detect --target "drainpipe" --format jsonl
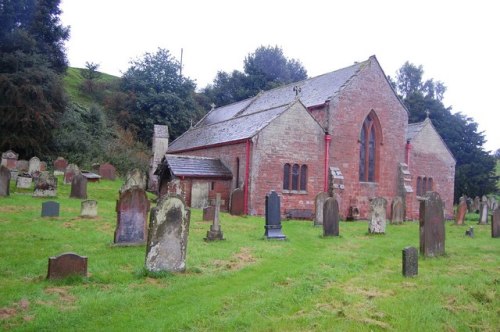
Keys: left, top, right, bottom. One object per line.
{"left": 324, "top": 133, "right": 331, "bottom": 192}
{"left": 244, "top": 139, "right": 250, "bottom": 215}
{"left": 405, "top": 140, "right": 411, "bottom": 167}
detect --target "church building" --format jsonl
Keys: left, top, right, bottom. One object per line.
{"left": 162, "top": 55, "right": 455, "bottom": 220}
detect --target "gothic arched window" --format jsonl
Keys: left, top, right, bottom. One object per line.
{"left": 359, "top": 112, "right": 380, "bottom": 182}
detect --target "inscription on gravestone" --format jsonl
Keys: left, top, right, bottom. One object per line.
{"left": 402, "top": 247, "right": 418, "bottom": 277}
{"left": 419, "top": 191, "right": 445, "bottom": 257}
{"left": 145, "top": 194, "right": 190, "bottom": 272}
{"left": 41, "top": 201, "right": 60, "bottom": 217}
{"left": 114, "top": 188, "right": 150, "bottom": 244}
{"left": 323, "top": 197, "right": 339, "bottom": 237}
{"left": 264, "top": 191, "right": 286, "bottom": 239}
{"left": 47, "top": 253, "right": 87, "bottom": 279}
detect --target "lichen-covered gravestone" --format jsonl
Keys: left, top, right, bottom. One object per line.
{"left": 145, "top": 194, "right": 190, "bottom": 272}
{"left": 81, "top": 200, "right": 98, "bottom": 218}
{"left": 33, "top": 173, "right": 57, "bottom": 197}
{"left": 323, "top": 196, "right": 339, "bottom": 236}
{"left": 28, "top": 156, "right": 40, "bottom": 175}
{"left": 120, "top": 168, "right": 147, "bottom": 193}
{"left": 455, "top": 195, "right": 467, "bottom": 225}
{"left": 70, "top": 173, "right": 87, "bottom": 199}
{"left": 0, "top": 165, "right": 11, "bottom": 196}
{"left": 369, "top": 197, "right": 387, "bottom": 234}
{"left": 114, "top": 187, "right": 150, "bottom": 245}
{"left": 314, "top": 192, "right": 329, "bottom": 226}
{"left": 478, "top": 195, "right": 489, "bottom": 225}
{"left": 419, "top": 191, "right": 445, "bottom": 257}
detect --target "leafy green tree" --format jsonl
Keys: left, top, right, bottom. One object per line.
{"left": 390, "top": 62, "right": 498, "bottom": 200}
{"left": 120, "top": 48, "right": 204, "bottom": 144}
{"left": 0, "top": 0, "right": 69, "bottom": 157}
{"left": 203, "top": 45, "right": 307, "bottom": 107}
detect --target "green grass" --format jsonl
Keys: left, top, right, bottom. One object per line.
{"left": 1, "top": 179, "right": 499, "bottom": 331}
{"left": 63, "top": 68, "right": 120, "bottom": 108}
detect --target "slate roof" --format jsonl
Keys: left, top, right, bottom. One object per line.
{"left": 163, "top": 154, "right": 232, "bottom": 179}
{"left": 169, "top": 58, "right": 371, "bottom": 152}
{"left": 406, "top": 119, "right": 428, "bottom": 141}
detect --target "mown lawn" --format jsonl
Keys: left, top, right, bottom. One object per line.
{"left": 0, "top": 178, "right": 498, "bottom": 331}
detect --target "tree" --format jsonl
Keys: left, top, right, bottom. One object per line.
{"left": 119, "top": 48, "right": 204, "bottom": 144}
{"left": 0, "top": 0, "right": 69, "bottom": 157}
{"left": 80, "top": 61, "right": 102, "bottom": 96}
{"left": 203, "top": 45, "right": 307, "bottom": 107}
{"left": 390, "top": 62, "right": 498, "bottom": 200}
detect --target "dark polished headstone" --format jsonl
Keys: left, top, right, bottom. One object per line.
{"left": 41, "top": 201, "right": 60, "bottom": 217}
{"left": 323, "top": 197, "right": 339, "bottom": 236}
{"left": 114, "top": 187, "right": 150, "bottom": 245}
{"left": 70, "top": 174, "right": 87, "bottom": 199}
{"left": 47, "top": 252, "right": 87, "bottom": 279}
{"left": 229, "top": 188, "right": 244, "bottom": 215}
{"left": 145, "top": 194, "right": 190, "bottom": 272}
{"left": 264, "top": 191, "right": 286, "bottom": 239}
{"left": 402, "top": 247, "right": 418, "bottom": 277}
{"left": 492, "top": 207, "right": 500, "bottom": 238}
{"left": 419, "top": 191, "right": 445, "bottom": 257}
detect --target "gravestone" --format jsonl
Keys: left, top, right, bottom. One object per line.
{"left": 16, "top": 174, "right": 32, "bottom": 189}
{"left": 488, "top": 196, "right": 497, "bottom": 213}
{"left": 99, "top": 163, "right": 116, "bottom": 180}
{"left": 314, "top": 192, "right": 329, "bottom": 226}
{"left": 455, "top": 195, "right": 467, "bottom": 225}
{"left": 369, "top": 197, "right": 387, "bottom": 234}
{"left": 120, "top": 168, "right": 147, "bottom": 193}
{"left": 229, "top": 188, "right": 244, "bottom": 215}
{"left": 47, "top": 253, "right": 87, "bottom": 279}
{"left": 114, "top": 187, "right": 150, "bottom": 245}
{"left": 466, "top": 197, "right": 473, "bottom": 213}
{"left": 419, "top": 191, "right": 445, "bottom": 257}
{"left": 323, "top": 197, "right": 339, "bottom": 236}
{"left": 41, "top": 201, "right": 60, "bottom": 217}
{"left": 81, "top": 200, "right": 98, "bottom": 218}
{"left": 202, "top": 206, "right": 215, "bottom": 221}
{"left": 145, "top": 194, "right": 190, "bottom": 272}
{"left": 205, "top": 193, "right": 224, "bottom": 241}
{"left": 390, "top": 196, "right": 404, "bottom": 224}
{"left": 0, "top": 165, "right": 11, "bottom": 196}
{"left": 478, "top": 195, "right": 488, "bottom": 225}
{"left": 40, "top": 161, "right": 47, "bottom": 171}
{"left": 10, "top": 169, "right": 18, "bottom": 182}
{"left": 64, "top": 164, "right": 80, "bottom": 185}
{"left": 1, "top": 150, "right": 18, "bottom": 169}
{"left": 16, "top": 160, "right": 29, "bottom": 173}
{"left": 33, "top": 173, "right": 57, "bottom": 197}
{"left": 473, "top": 196, "right": 480, "bottom": 213}
{"left": 28, "top": 156, "right": 41, "bottom": 175}
{"left": 70, "top": 174, "right": 87, "bottom": 199}
{"left": 53, "top": 157, "right": 68, "bottom": 175}
{"left": 264, "top": 191, "right": 286, "bottom": 239}
{"left": 402, "top": 247, "right": 418, "bottom": 277}
{"left": 492, "top": 207, "right": 500, "bottom": 238}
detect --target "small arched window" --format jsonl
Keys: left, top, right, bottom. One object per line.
{"left": 417, "top": 177, "right": 423, "bottom": 196}
{"left": 359, "top": 112, "right": 380, "bottom": 182}
{"left": 283, "top": 163, "right": 290, "bottom": 190}
{"left": 300, "top": 165, "right": 308, "bottom": 191}
{"left": 291, "top": 164, "right": 300, "bottom": 190}
{"left": 283, "top": 163, "right": 308, "bottom": 192}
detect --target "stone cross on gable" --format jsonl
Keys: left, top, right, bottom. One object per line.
{"left": 425, "top": 110, "right": 430, "bottom": 118}
{"left": 210, "top": 103, "right": 216, "bottom": 111}
{"left": 293, "top": 85, "right": 301, "bottom": 96}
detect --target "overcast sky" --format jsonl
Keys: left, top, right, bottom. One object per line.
{"left": 60, "top": 0, "right": 499, "bottom": 152}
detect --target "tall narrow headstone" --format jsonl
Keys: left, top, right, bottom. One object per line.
{"left": 264, "top": 191, "right": 286, "bottom": 239}
{"left": 99, "top": 163, "right": 116, "bottom": 180}
{"left": 81, "top": 200, "right": 98, "bottom": 218}
{"left": 205, "top": 193, "right": 224, "bottom": 241}
{"left": 419, "top": 191, "right": 445, "bottom": 257}
{"left": 492, "top": 207, "right": 500, "bottom": 238}
{"left": 402, "top": 247, "right": 418, "bottom": 277}
{"left": 114, "top": 187, "right": 150, "bottom": 245}
{"left": 229, "top": 188, "right": 244, "bottom": 215}
{"left": 390, "top": 196, "right": 404, "bottom": 224}
{"left": 323, "top": 197, "right": 339, "bottom": 236}
{"left": 369, "top": 197, "right": 387, "bottom": 234}
{"left": 314, "top": 192, "right": 329, "bottom": 226}
{"left": 455, "top": 195, "right": 467, "bottom": 225}
{"left": 0, "top": 165, "right": 11, "bottom": 196}
{"left": 41, "top": 201, "right": 60, "bottom": 217}
{"left": 70, "top": 174, "right": 87, "bottom": 199}
{"left": 28, "top": 156, "right": 41, "bottom": 175}
{"left": 473, "top": 196, "right": 480, "bottom": 213}
{"left": 47, "top": 253, "right": 87, "bottom": 279}
{"left": 120, "top": 169, "right": 147, "bottom": 193}
{"left": 478, "top": 195, "right": 488, "bottom": 225}
{"left": 145, "top": 194, "right": 190, "bottom": 272}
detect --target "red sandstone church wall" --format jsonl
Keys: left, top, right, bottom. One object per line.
{"left": 327, "top": 60, "right": 409, "bottom": 219}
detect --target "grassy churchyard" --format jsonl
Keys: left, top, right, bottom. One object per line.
{"left": 0, "top": 177, "right": 498, "bottom": 331}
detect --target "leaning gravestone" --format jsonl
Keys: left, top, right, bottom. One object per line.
{"left": 114, "top": 187, "right": 150, "bottom": 245}
{"left": 0, "top": 165, "right": 11, "bottom": 196}
{"left": 81, "top": 200, "right": 98, "bottom": 218}
{"left": 264, "top": 191, "right": 286, "bottom": 239}
{"left": 41, "top": 201, "right": 60, "bottom": 217}
{"left": 99, "top": 163, "right": 116, "bottom": 181}
{"left": 455, "top": 195, "right": 467, "bottom": 225}
{"left": 402, "top": 247, "right": 418, "bottom": 277}
{"left": 33, "top": 173, "right": 57, "bottom": 197}
{"left": 47, "top": 253, "right": 87, "bottom": 279}
{"left": 314, "top": 192, "right": 329, "bottom": 226}
{"left": 145, "top": 194, "right": 190, "bottom": 272}
{"left": 478, "top": 195, "right": 488, "bottom": 225}
{"left": 369, "top": 197, "right": 387, "bottom": 234}
{"left": 70, "top": 174, "right": 87, "bottom": 199}
{"left": 28, "top": 156, "right": 41, "bottom": 175}
{"left": 120, "top": 169, "right": 147, "bottom": 193}
{"left": 419, "top": 191, "right": 445, "bottom": 257}
{"left": 323, "top": 196, "right": 339, "bottom": 236}
{"left": 390, "top": 196, "right": 404, "bottom": 224}
{"left": 64, "top": 164, "right": 80, "bottom": 185}
{"left": 229, "top": 188, "right": 244, "bottom": 215}
{"left": 205, "top": 193, "right": 224, "bottom": 241}
{"left": 492, "top": 207, "right": 500, "bottom": 238}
